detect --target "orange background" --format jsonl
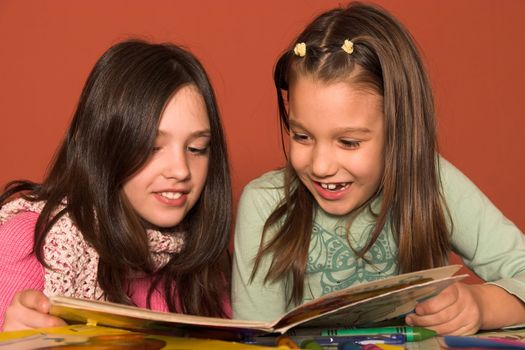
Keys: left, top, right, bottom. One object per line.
{"left": 1, "top": 1, "right": 524, "bottom": 281}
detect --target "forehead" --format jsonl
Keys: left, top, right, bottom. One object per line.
{"left": 289, "top": 75, "right": 383, "bottom": 110}
{"left": 158, "top": 85, "right": 210, "bottom": 134}
{"left": 288, "top": 75, "right": 384, "bottom": 132}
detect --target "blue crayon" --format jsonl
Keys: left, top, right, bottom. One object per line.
{"left": 310, "top": 334, "right": 406, "bottom": 346}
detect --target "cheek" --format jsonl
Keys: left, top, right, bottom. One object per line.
{"left": 359, "top": 154, "right": 383, "bottom": 185}
{"left": 122, "top": 176, "right": 141, "bottom": 202}
{"left": 121, "top": 158, "right": 156, "bottom": 198}
{"left": 191, "top": 158, "right": 210, "bottom": 189}
{"left": 289, "top": 144, "right": 309, "bottom": 170}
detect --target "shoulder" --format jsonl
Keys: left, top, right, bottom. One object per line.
{"left": 0, "top": 198, "right": 44, "bottom": 226}
{"left": 244, "top": 168, "right": 286, "bottom": 190}
{"left": 239, "top": 169, "right": 286, "bottom": 209}
{"left": 235, "top": 169, "right": 287, "bottom": 244}
{"left": 438, "top": 157, "right": 472, "bottom": 188}
{"left": 438, "top": 156, "right": 484, "bottom": 204}
{"left": 437, "top": 156, "right": 512, "bottom": 236}
{"left": 0, "top": 210, "right": 39, "bottom": 233}
{"left": 0, "top": 211, "right": 39, "bottom": 257}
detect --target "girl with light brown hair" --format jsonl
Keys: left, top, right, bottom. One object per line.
{"left": 232, "top": 2, "right": 525, "bottom": 335}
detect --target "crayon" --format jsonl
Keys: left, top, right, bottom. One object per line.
{"left": 443, "top": 336, "right": 525, "bottom": 349}
{"left": 362, "top": 344, "right": 385, "bottom": 350}
{"left": 246, "top": 333, "right": 406, "bottom": 347}
{"left": 321, "top": 326, "right": 436, "bottom": 342}
{"left": 375, "top": 344, "right": 406, "bottom": 350}
{"left": 277, "top": 335, "right": 300, "bottom": 349}
{"left": 300, "top": 339, "right": 324, "bottom": 350}
{"left": 304, "top": 334, "right": 406, "bottom": 346}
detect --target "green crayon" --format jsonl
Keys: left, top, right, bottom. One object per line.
{"left": 321, "top": 326, "right": 437, "bottom": 342}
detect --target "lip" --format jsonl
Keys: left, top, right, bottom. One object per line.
{"left": 153, "top": 190, "right": 189, "bottom": 207}
{"left": 312, "top": 181, "right": 351, "bottom": 201}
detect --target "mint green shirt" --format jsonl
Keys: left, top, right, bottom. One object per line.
{"left": 232, "top": 158, "right": 525, "bottom": 321}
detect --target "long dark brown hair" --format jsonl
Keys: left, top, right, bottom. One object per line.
{"left": 0, "top": 40, "right": 231, "bottom": 317}
{"left": 252, "top": 2, "right": 451, "bottom": 305}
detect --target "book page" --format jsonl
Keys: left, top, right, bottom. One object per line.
{"left": 277, "top": 275, "right": 466, "bottom": 333}
{"left": 271, "top": 265, "right": 463, "bottom": 332}
{"left": 49, "top": 297, "right": 274, "bottom": 336}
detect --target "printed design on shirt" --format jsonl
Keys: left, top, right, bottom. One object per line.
{"left": 306, "top": 222, "right": 397, "bottom": 297}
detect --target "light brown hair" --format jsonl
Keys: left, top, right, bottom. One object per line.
{"left": 252, "top": 2, "right": 451, "bottom": 305}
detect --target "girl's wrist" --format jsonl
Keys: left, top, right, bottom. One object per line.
{"left": 475, "top": 283, "right": 525, "bottom": 329}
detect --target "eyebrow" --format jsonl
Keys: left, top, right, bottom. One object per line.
{"left": 157, "top": 129, "right": 211, "bottom": 138}
{"left": 289, "top": 119, "right": 371, "bottom": 134}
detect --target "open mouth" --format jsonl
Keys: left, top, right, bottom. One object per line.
{"left": 318, "top": 182, "right": 350, "bottom": 192}
{"left": 158, "top": 191, "right": 183, "bottom": 200}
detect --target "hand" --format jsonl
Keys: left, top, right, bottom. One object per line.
{"left": 405, "top": 282, "right": 482, "bottom": 335}
{"left": 3, "top": 290, "right": 67, "bottom": 331}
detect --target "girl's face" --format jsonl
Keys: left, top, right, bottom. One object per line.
{"left": 288, "top": 75, "right": 384, "bottom": 216}
{"left": 123, "top": 85, "right": 210, "bottom": 228}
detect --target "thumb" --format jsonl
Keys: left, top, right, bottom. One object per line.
{"left": 19, "top": 290, "right": 51, "bottom": 313}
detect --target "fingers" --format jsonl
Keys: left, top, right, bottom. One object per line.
{"left": 414, "top": 284, "right": 459, "bottom": 315}
{"left": 16, "top": 289, "right": 50, "bottom": 313}
{"left": 406, "top": 307, "right": 478, "bottom": 335}
{"left": 406, "top": 283, "right": 482, "bottom": 335}
{"left": 2, "top": 290, "right": 67, "bottom": 332}
{"left": 4, "top": 305, "right": 66, "bottom": 331}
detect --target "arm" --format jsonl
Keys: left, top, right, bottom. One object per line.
{"left": 231, "top": 171, "right": 288, "bottom": 321}
{"left": 0, "top": 211, "right": 65, "bottom": 331}
{"left": 407, "top": 158, "right": 525, "bottom": 334}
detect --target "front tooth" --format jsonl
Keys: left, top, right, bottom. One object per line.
{"left": 327, "top": 184, "right": 336, "bottom": 190}
{"left": 161, "top": 192, "right": 182, "bottom": 199}
{"left": 321, "top": 183, "right": 329, "bottom": 189}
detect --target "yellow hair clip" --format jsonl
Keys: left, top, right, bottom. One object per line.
{"left": 293, "top": 42, "right": 306, "bottom": 57}
{"left": 341, "top": 39, "right": 354, "bottom": 54}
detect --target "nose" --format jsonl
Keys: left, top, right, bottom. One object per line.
{"left": 162, "top": 148, "right": 191, "bottom": 181}
{"left": 311, "top": 144, "right": 337, "bottom": 178}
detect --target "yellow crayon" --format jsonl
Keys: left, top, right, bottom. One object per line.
{"left": 375, "top": 344, "right": 406, "bottom": 350}
{"left": 277, "top": 335, "right": 300, "bottom": 349}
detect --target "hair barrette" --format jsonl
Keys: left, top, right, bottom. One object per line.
{"left": 341, "top": 39, "right": 354, "bottom": 54}
{"left": 293, "top": 42, "right": 306, "bottom": 57}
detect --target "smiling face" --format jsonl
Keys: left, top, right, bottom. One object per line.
{"left": 288, "top": 75, "right": 385, "bottom": 216}
{"left": 123, "top": 84, "right": 210, "bottom": 228}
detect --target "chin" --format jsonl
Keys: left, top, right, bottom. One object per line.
{"left": 318, "top": 203, "right": 355, "bottom": 216}
{"left": 145, "top": 216, "right": 184, "bottom": 229}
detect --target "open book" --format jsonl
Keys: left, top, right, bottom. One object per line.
{"left": 49, "top": 265, "right": 465, "bottom": 338}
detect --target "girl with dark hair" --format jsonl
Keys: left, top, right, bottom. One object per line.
{"left": 0, "top": 39, "right": 232, "bottom": 330}
{"left": 232, "top": 2, "right": 525, "bottom": 335}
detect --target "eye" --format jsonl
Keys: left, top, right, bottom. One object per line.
{"left": 291, "top": 131, "right": 311, "bottom": 143}
{"left": 150, "top": 146, "right": 162, "bottom": 154}
{"left": 187, "top": 145, "right": 209, "bottom": 155}
{"left": 340, "top": 139, "right": 361, "bottom": 149}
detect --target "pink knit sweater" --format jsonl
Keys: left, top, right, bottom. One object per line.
{"left": 0, "top": 211, "right": 230, "bottom": 329}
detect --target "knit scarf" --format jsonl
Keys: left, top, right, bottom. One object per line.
{"left": 0, "top": 198, "right": 185, "bottom": 300}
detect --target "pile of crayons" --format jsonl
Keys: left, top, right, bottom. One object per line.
{"left": 244, "top": 326, "right": 437, "bottom": 350}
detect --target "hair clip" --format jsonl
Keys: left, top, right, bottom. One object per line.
{"left": 341, "top": 39, "right": 354, "bottom": 54}
{"left": 293, "top": 42, "right": 306, "bottom": 57}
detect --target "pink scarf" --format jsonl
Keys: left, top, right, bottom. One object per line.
{"left": 0, "top": 198, "right": 184, "bottom": 300}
